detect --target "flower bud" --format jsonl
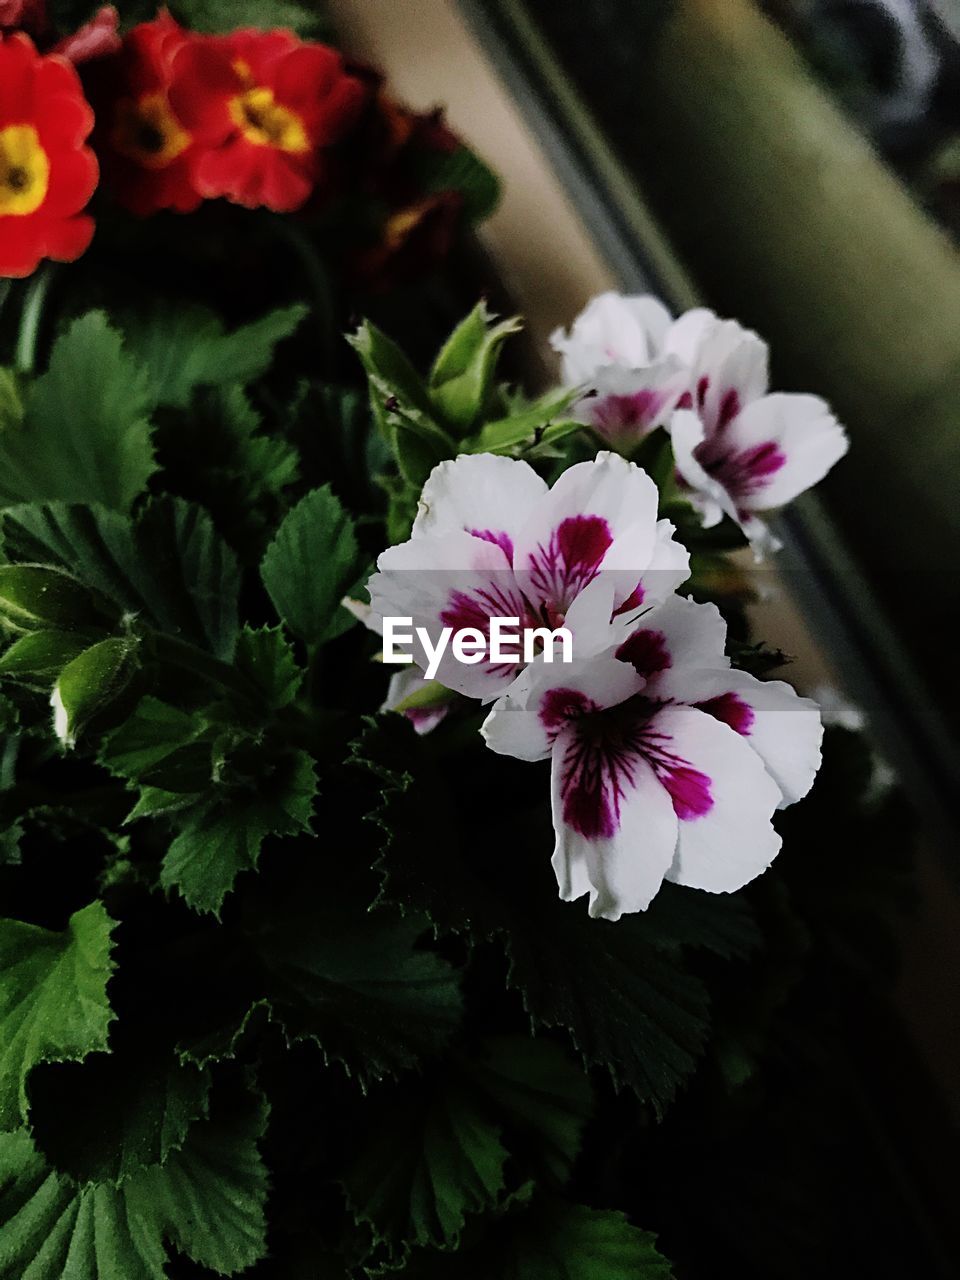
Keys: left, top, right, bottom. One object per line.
{"left": 51, "top": 637, "right": 138, "bottom": 748}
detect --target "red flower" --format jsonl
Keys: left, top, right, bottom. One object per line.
{"left": 0, "top": 33, "right": 97, "bottom": 277}
{"left": 97, "top": 11, "right": 200, "bottom": 216}
{"left": 168, "top": 29, "right": 366, "bottom": 212}
{"left": 353, "top": 191, "right": 463, "bottom": 292}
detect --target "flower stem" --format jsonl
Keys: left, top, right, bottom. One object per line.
{"left": 265, "top": 213, "right": 337, "bottom": 371}
{"left": 15, "top": 265, "right": 55, "bottom": 376}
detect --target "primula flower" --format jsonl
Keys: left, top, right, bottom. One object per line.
{"left": 98, "top": 12, "right": 200, "bottom": 216}
{"left": 0, "top": 33, "right": 97, "bottom": 277}
{"left": 482, "top": 593, "right": 823, "bottom": 920}
{"left": 366, "top": 451, "right": 689, "bottom": 702}
{"left": 168, "top": 29, "right": 365, "bottom": 212}
{"left": 550, "top": 291, "right": 692, "bottom": 448}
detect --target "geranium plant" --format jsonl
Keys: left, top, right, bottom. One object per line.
{"left": 0, "top": 3, "right": 916, "bottom": 1279}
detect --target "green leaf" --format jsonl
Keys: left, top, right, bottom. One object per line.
{"left": 0, "top": 1088, "right": 269, "bottom": 1278}
{"left": 169, "top": 0, "right": 329, "bottom": 36}
{"left": 0, "top": 901, "right": 116, "bottom": 1131}
{"left": 118, "top": 302, "right": 307, "bottom": 409}
{"left": 1, "top": 498, "right": 241, "bottom": 658}
{"left": 0, "top": 313, "right": 156, "bottom": 512}
{"left": 51, "top": 637, "right": 138, "bottom": 748}
{"left": 160, "top": 748, "right": 318, "bottom": 916}
{"left": 153, "top": 385, "right": 300, "bottom": 561}
{"left": 0, "top": 630, "right": 94, "bottom": 683}
{"left": 505, "top": 919, "right": 708, "bottom": 1113}
{"left": 253, "top": 902, "right": 462, "bottom": 1086}
{"left": 467, "top": 389, "right": 581, "bottom": 455}
{"left": 28, "top": 1052, "right": 210, "bottom": 1187}
{"left": 399, "top": 1199, "right": 675, "bottom": 1279}
{"left": 377, "top": 382, "right": 456, "bottom": 487}
{"left": 260, "top": 487, "right": 362, "bottom": 646}
{"left": 415, "top": 144, "right": 502, "bottom": 222}
{"left": 0, "top": 564, "right": 116, "bottom": 634}
{"left": 234, "top": 625, "right": 303, "bottom": 710}
{"left": 0, "top": 368, "right": 24, "bottom": 429}
{"left": 344, "top": 1079, "right": 510, "bottom": 1260}
{"left": 462, "top": 1037, "right": 593, "bottom": 1184}
{"left": 352, "top": 717, "right": 709, "bottom": 1113}
{"left": 100, "top": 697, "right": 211, "bottom": 792}
{"left": 347, "top": 320, "right": 435, "bottom": 425}
{"left": 428, "top": 303, "right": 521, "bottom": 433}
{"left": 344, "top": 1036, "right": 591, "bottom": 1263}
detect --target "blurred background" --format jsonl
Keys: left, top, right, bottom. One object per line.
{"left": 327, "top": 0, "right": 959, "bottom": 1273}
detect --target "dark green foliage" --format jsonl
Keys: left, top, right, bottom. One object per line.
{"left": 0, "top": 230, "right": 930, "bottom": 1280}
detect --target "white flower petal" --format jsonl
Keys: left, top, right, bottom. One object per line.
{"left": 513, "top": 452, "right": 660, "bottom": 613}
{"left": 669, "top": 408, "right": 741, "bottom": 527}
{"left": 653, "top": 705, "right": 783, "bottom": 894}
{"left": 666, "top": 311, "right": 769, "bottom": 431}
{"left": 722, "top": 393, "right": 849, "bottom": 512}
{"left": 686, "top": 668, "right": 823, "bottom": 807}
{"left": 615, "top": 594, "right": 729, "bottom": 698}
{"left": 551, "top": 291, "right": 674, "bottom": 384}
{"left": 550, "top": 726, "right": 679, "bottom": 920}
{"left": 574, "top": 358, "right": 690, "bottom": 445}
{"left": 411, "top": 453, "right": 547, "bottom": 552}
{"left": 383, "top": 667, "right": 451, "bottom": 736}
{"left": 368, "top": 531, "right": 525, "bottom": 700}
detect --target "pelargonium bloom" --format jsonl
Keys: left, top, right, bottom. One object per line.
{"left": 168, "top": 28, "right": 365, "bottom": 212}
{"left": 0, "top": 32, "right": 98, "bottom": 277}
{"left": 665, "top": 308, "right": 849, "bottom": 550}
{"left": 97, "top": 12, "right": 200, "bottom": 216}
{"left": 555, "top": 292, "right": 849, "bottom": 550}
{"left": 550, "top": 291, "right": 691, "bottom": 448}
{"left": 366, "top": 451, "right": 689, "bottom": 702}
{"left": 483, "top": 593, "right": 822, "bottom": 920}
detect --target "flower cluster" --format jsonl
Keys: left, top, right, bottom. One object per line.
{"left": 0, "top": 8, "right": 483, "bottom": 280}
{"left": 552, "top": 292, "right": 849, "bottom": 552}
{"left": 358, "top": 290, "right": 852, "bottom": 921}
{"left": 367, "top": 449, "right": 823, "bottom": 921}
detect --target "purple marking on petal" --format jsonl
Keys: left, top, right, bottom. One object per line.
{"left": 539, "top": 687, "right": 595, "bottom": 735}
{"left": 555, "top": 695, "right": 651, "bottom": 839}
{"left": 616, "top": 628, "right": 671, "bottom": 677}
{"left": 558, "top": 719, "right": 635, "bottom": 839}
{"left": 640, "top": 726, "right": 713, "bottom": 820}
{"left": 527, "top": 514, "right": 613, "bottom": 613}
{"left": 440, "top": 580, "right": 530, "bottom": 680}
{"left": 589, "top": 390, "right": 665, "bottom": 439}
{"left": 696, "top": 375, "right": 709, "bottom": 409}
{"left": 696, "top": 439, "right": 786, "bottom": 502}
{"left": 612, "top": 581, "right": 646, "bottom": 618}
{"left": 677, "top": 390, "right": 693, "bottom": 410}
{"left": 469, "top": 528, "right": 514, "bottom": 563}
{"left": 696, "top": 691, "right": 755, "bottom": 736}
{"left": 716, "top": 388, "right": 741, "bottom": 431}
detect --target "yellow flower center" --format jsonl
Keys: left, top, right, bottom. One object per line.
{"left": 0, "top": 125, "right": 50, "bottom": 217}
{"left": 229, "top": 85, "right": 310, "bottom": 153}
{"left": 112, "top": 93, "right": 191, "bottom": 171}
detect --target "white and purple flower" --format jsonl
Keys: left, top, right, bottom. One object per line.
{"left": 555, "top": 293, "right": 849, "bottom": 552}
{"left": 366, "top": 451, "right": 689, "bottom": 702}
{"left": 550, "top": 292, "right": 691, "bottom": 448}
{"left": 482, "top": 594, "right": 823, "bottom": 920}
